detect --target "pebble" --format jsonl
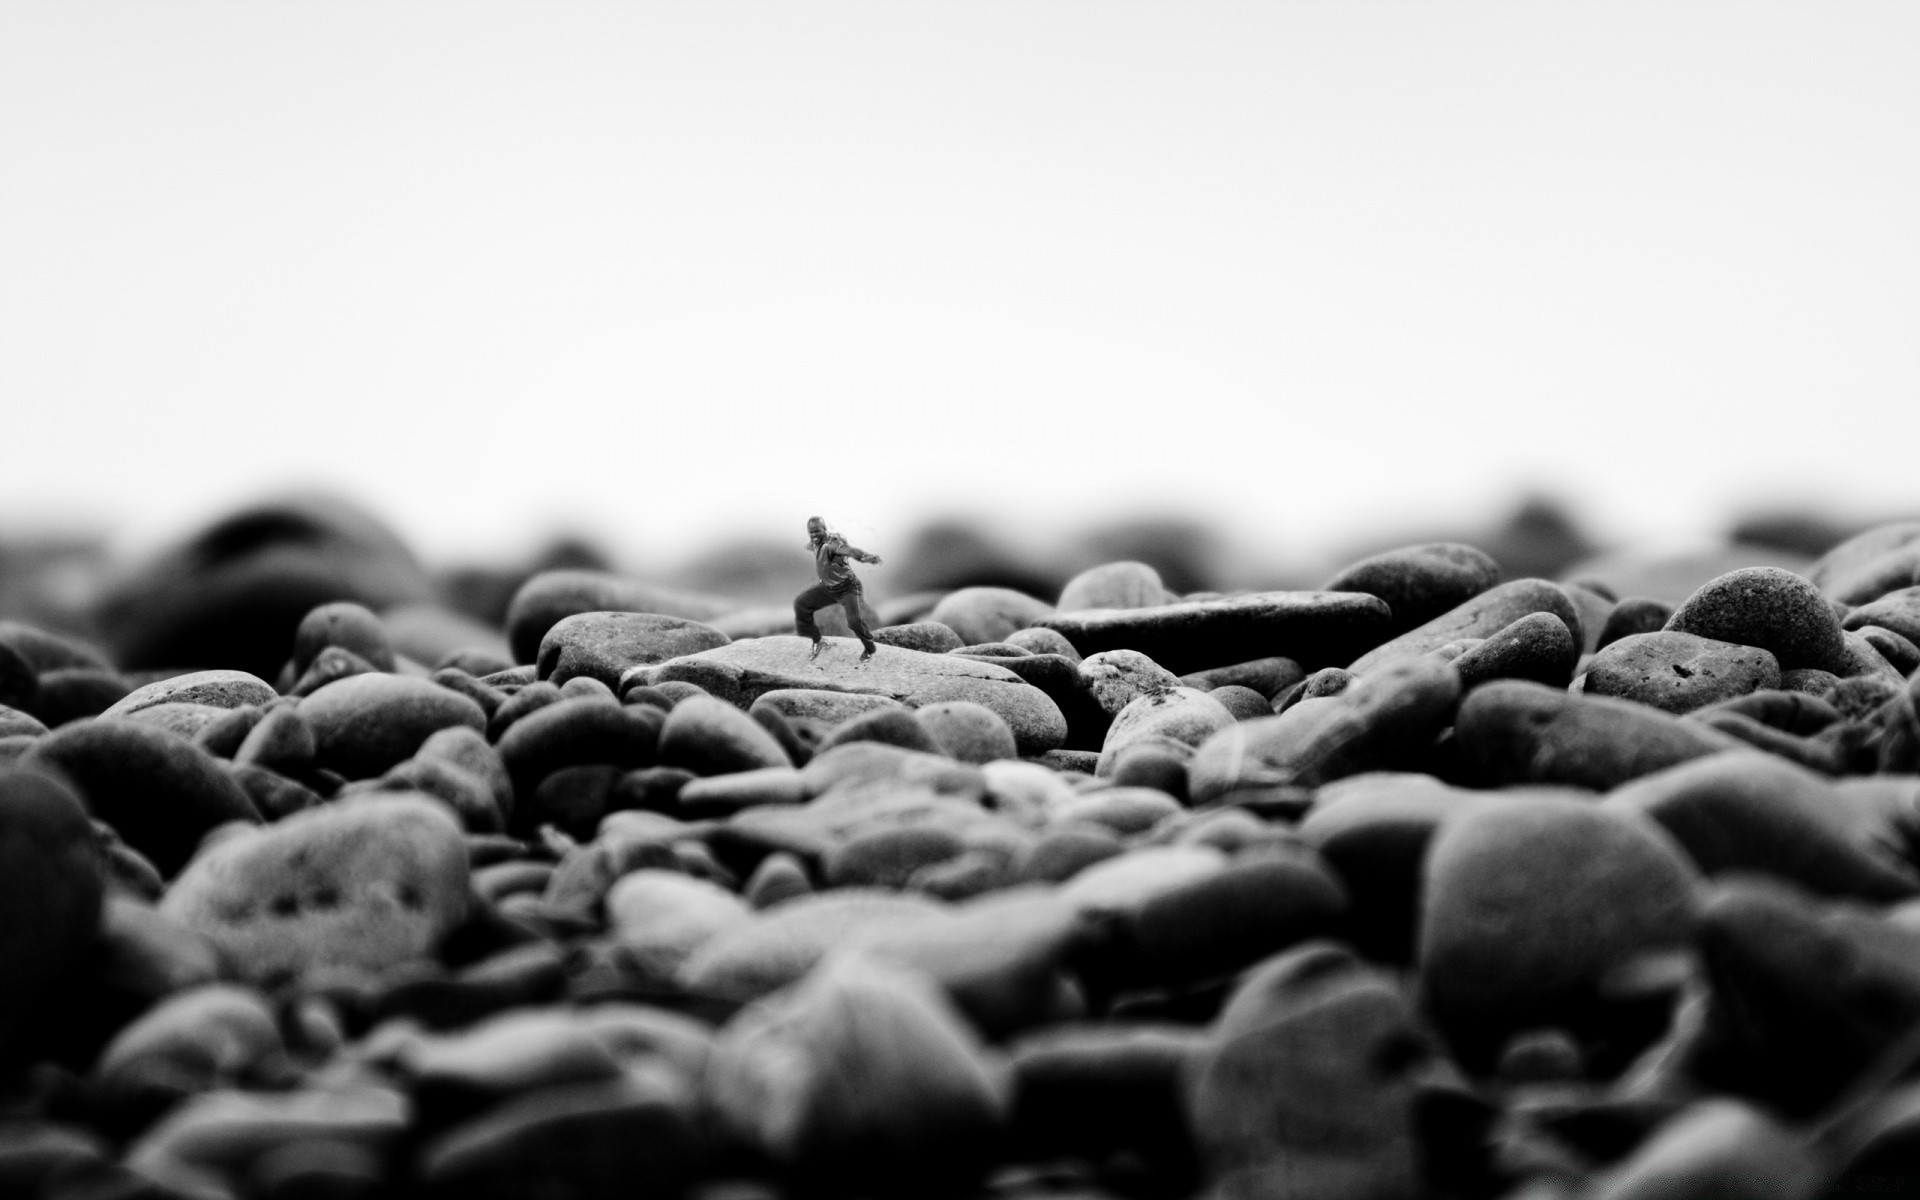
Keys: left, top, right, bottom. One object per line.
{"left": 1451, "top": 610, "right": 1581, "bottom": 690}
{"left": 816, "top": 705, "right": 944, "bottom": 755}
{"left": 914, "top": 700, "right": 1020, "bottom": 762}
{"left": 1419, "top": 795, "right": 1699, "bottom": 1072}
{"left": 289, "top": 644, "right": 379, "bottom": 696}
{"left": 928, "top": 586, "right": 1056, "bottom": 646}
{"left": 677, "top": 889, "right": 947, "bottom": 1002}
{"left": 95, "top": 494, "right": 436, "bottom": 681}
{"left": 1665, "top": 565, "right": 1852, "bottom": 674}
{"left": 1057, "top": 560, "right": 1176, "bottom": 611}
{"left": 1206, "top": 684, "right": 1275, "bottom": 720}
{"left": 705, "top": 953, "right": 1006, "bottom": 1197}
{"left": 233, "top": 704, "right": 316, "bottom": 773}
{"left": 1179, "top": 655, "right": 1305, "bottom": 699}
{"left": 1595, "top": 596, "right": 1676, "bottom": 650}
{"left": 1808, "top": 520, "right": 1920, "bottom": 605}
{"left": 27, "top": 666, "right": 132, "bottom": 726}
{"left": 1008, "top": 1024, "right": 1206, "bottom": 1192}
{"left": 1604, "top": 750, "right": 1919, "bottom": 900}
{"left": 160, "top": 794, "right": 469, "bottom": 984}
{"left": 0, "top": 768, "right": 105, "bottom": 1061}
{"left": 0, "top": 704, "right": 47, "bottom": 738}
{"left": 658, "top": 695, "right": 792, "bottom": 776}
{"left": 292, "top": 601, "right": 398, "bottom": 675}
{"left": 536, "top": 611, "right": 731, "bottom": 690}
{"left": 1041, "top": 590, "right": 1392, "bottom": 676}
{"left": 1346, "top": 578, "right": 1583, "bottom": 675}
{"left": 125, "top": 701, "right": 229, "bottom": 740}
{"left": 1078, "top": 649, "right": 1183, "bottom": 718}
{"left": 1453, "top": 680, "right": 1740, "bottom": 790}
{"left": 504, "top": 569, "right": 736, "bottom": 664}
{"left": 1186, "top": 943, "right": 1430, "bottom": 1200}
{"left": 125, "top": 1083, "right": 409, "bottom": 1199}
{"left": 1842, "top": 584, "right": 1920, "bottom": 645}
{"left": 871, "top": 621, "right": 966, "bottom": 653}
{"left": 24, "top": 718, "right": 259, "bottom": 877}
{"left": 300, "top": 673, "right": 488, "bottom": 779}
{"left": 1320, "top": 541, "right": 1502, "bottom": 634}
{"left": 1187, "top": 657, "right": 1461, "bottom": 802}
{"left": 1096, "top": 687, "right": 1236, "bottom": 777}
{"left": 1004, "top": 625, "right": 1081, "bottom": 660}
{"left": 95, "top": 983, "right": 286, "bottom": 1096}
{"left": 103, "top": 669, "right": 279, "bottom": 718}
{"left": 1581, "top": 630, "right": 1781, "bottom": 713}
{"left": 1585, "top": 1098, "right": 1819, "bottom": 1200}
{"left": 647, "top": 637, "right": 1067, "bottom": 755}
{"left": 495, "top": 696, "right": 662, "bottom": 802}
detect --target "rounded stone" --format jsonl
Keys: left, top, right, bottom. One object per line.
{"left": 1004, "top": 627, "right": 1081, "bottom": 661}
{"left": 827, "top": 827, "right": 969, "bottom": 889}
{"left": 1057, "top": 561, "right": 1174, "bottom": 612}
{"left": 1419, "top": 797, "right": 1699, "bottom": 1068}
{"left": 161, "top": 795, "right": 469, "bottom": 985}
{"left": 817, "top": 707, "right": 944, "bottom": 756}
{"left": 657, "top": 695, "right": 792, "bottom": 776}
{"left": 706, "top": 954, "right": 1005, "bottom": 1197}
{"left": 1665, "top": 566, "right": 1850, "bottom": 674}
{"left": 928, "top": 587, "right": 1056, "bottom": 647}
{"left": 1078, "top": 650, "right": 1183, "bottom": 719}
{"left": 104, "top": 671, "right": 279, "bottom": 719}
{"left": 1596, "top": 596, "right": 1675, "bottom": 650}
{"left": 677, "top": 890, "right": 947, "bottom": 1002}
{"left": 1451, "top": 610, "right": 1580, "bottom": 690}
{"left": 496, "top": 700, "right": 662, "bottom": 816}
{"left": 298, "top": 673, "right": 487, "bottom": 781}
{"left": 871, "top": 622, "right": 966, "bottom": 654}
{"left": 605, "top": 869, "right": 752, "bottom": 978}
{"left": 1322, "top": 542, "right": 1502, "bottom": 635}
{"left": 1346, "top": 578, "right": 1582, "bottom": 676}
{"left": 0, "top": 769, "right": 105, "bottom": 1062}
{"left": 536, "top": 611, "right": 730, "bottom": 691}
{"left": 1208, "top": 684, "right": 1275, "bottom": 720}
{"left": 1583, "top": 630, "right": 1781, "bottom": 713}
{"left": 292, "top": 602, "right": 396, "bottom": 676}
{"left": 504, "top": 569, "right": 735, "bottom": 665}
{"left": 1097, "top": 688, "right": 1236, "bottom": 778}
{"left": 915, "top": 701, "right": 1019, "bottom": 763}
{"left": 23, "top": 719, "right": 258, "bottom": 878}
{"left": 1453, "top": 680, "right": 1739, "bottom": 791}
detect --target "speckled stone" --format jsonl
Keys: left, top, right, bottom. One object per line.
{"left": 1582, "top": 630, "right": 1780, "bottom": 713}
{"left": 1665, "top": 567, "right": 1850, "bottom": 674}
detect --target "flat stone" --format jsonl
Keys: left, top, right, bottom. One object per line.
{"left": 605, "top": 869, "right": 752, "bottom": 979}
{"left": 1346, "top": 578, "right": 1582, "bottom": 675}
{"left": 677, "top": 889, "right": 948, "bottom": 1001}
{"left": 748, "top": 688, "right": 909, "bottom": 727}
{"left": 1079, "top": 650, "right": 1183, "bottom": 718}
{"left": 646, "top": 637, "right": 1066, "bottom": 755}
{"left": 1842, "top": 586, "right": 1920, "bottom": 646}
{"left": 1041, "top": 591, "right": 1392, "bottom": 676}
{"left": 1582, "top": 630, "right": 1781, "bottom": 713}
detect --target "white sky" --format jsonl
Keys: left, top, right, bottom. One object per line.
{"left": 1, "top": 1, "right": 1915, "bottom": 568}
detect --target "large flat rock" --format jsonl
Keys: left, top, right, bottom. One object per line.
{"left": 645, "top": 636, "right": 1066, "bottom": 754}
{"left": 1036, "top": 591, "right": 1392, "bottom": 675}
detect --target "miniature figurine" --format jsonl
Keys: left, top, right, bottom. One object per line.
{"left": 795, "top": 515, "right": 882, "bottom": 663}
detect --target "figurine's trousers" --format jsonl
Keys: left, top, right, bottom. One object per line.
{"left": 794, "top": 584, "right": 875, "bottom": 645}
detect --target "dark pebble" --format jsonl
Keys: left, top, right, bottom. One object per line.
{"left": 1451, "top": 610, "right": 1580, "bottom": 690}
{"left": 23, "top": 718, "right": 258, "bottom": 877}
{"left": 1595, "top": 596, "right": 1675, "bottom": 650}
{"left": 1664, "top": 565, "right": 1850, "bottom": 674}
{"left": 1321, "top": 541, "right": 1502, "bottom": 635}
{"left": 1039, "top": 591, "right": 1392, "bottom": 676}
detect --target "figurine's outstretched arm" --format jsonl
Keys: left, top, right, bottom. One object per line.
{"left": 845, "top": 544, "right": 882, "bottom": 565}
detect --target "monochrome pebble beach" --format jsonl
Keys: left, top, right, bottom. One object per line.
{"left": 6, "top": 495, "right": 1920, "bottom": 1200}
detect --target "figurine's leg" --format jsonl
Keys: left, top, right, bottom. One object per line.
{"left": 794, "top": 584, "right": 837, "bottom": 660}
{"left": 838, "top": 590, "right": 878, "bottom": 661}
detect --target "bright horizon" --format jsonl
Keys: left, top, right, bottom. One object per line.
{"left": 2, "top": 1, "right": 1915, "bottom": 572}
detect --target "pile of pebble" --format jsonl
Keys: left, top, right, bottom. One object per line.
{"left": 6, "top": 502, "right": 1920, "bottom": 1200}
